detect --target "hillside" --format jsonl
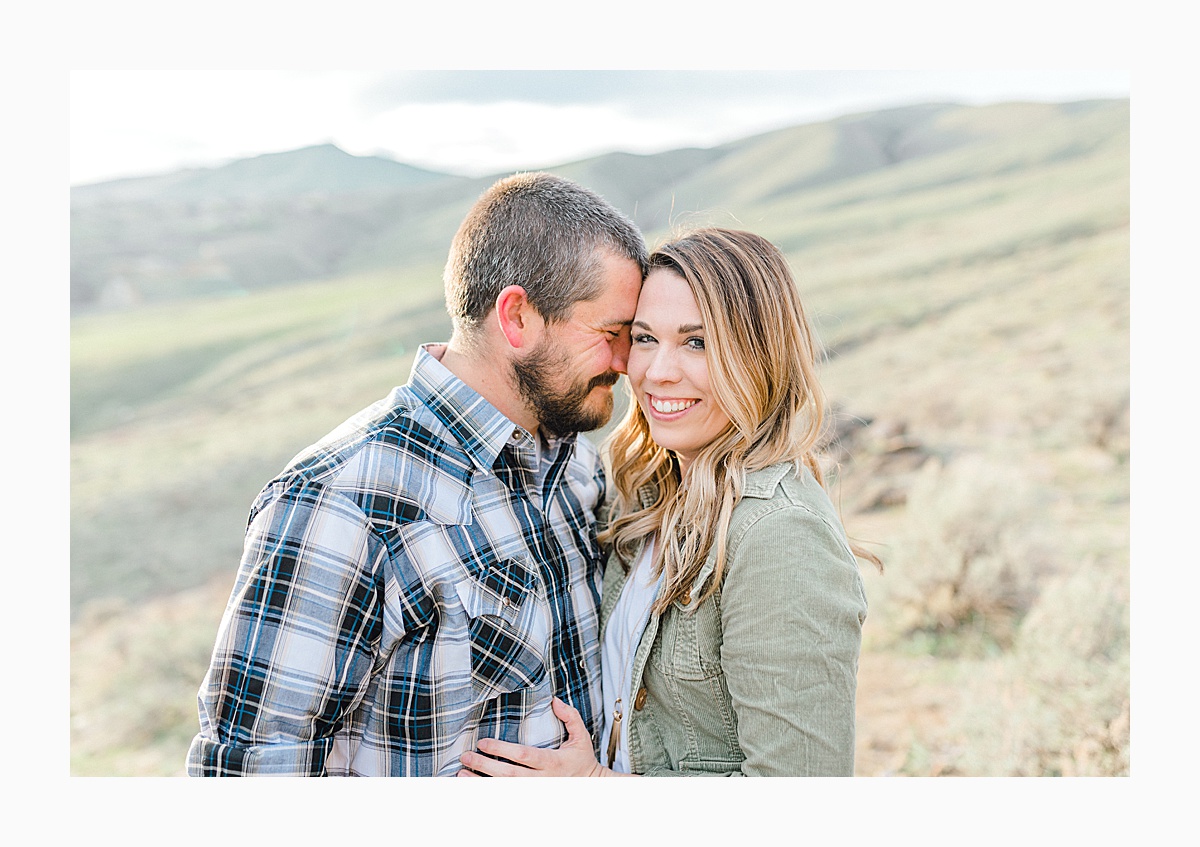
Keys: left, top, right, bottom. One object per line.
{"left": 70, "top": 100, "right": 1124, "bottom": 311}
{"left": 69, "top": 144, "right": 473, "bottom": 309}
{"left": 69, "top": 98, "right": 1129, "bottom": 777}
{"left": 71, "top": 142, "right": 462, "bottom": 205}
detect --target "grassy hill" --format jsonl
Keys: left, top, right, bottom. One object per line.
{"left": 69, "top": 98, "right": 1129, "bottom": 776}
{"left": 71, "top": 142, "right": 462, "bottom": 206}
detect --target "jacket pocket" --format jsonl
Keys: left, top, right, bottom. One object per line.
{"left": 655, "top": 595, "right": 724, "bottom": 681}
{"left": 678, "top": 756, "right": 746, "bottom": 775}
{"left": 454, "top": 558, "right": 549, "bottom": 701}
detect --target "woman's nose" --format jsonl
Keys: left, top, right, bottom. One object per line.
{"left": 645, "top": 348, "right": 680, "bottom": 384}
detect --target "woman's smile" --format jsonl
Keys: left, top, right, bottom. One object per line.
{"left": 646, "top": 394, "right": 700, "bottom": 416}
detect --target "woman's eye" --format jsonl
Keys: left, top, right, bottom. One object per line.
{"left": 632, "top": 334, "right": 655, "bottom": 345}
{"left": 686, "top": 337, "right": 706, "bottom": 351}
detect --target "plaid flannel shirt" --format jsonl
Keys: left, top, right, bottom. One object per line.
{"left": 187, "top": 344, "right": 605, "bottom": 776}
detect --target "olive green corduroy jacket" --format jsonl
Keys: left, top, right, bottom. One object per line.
{"left": 599, "top": 462, "right": 868, "bottom": 776}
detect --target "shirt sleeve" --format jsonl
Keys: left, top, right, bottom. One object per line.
{"left": 186, "top": 481, "right": 389, "bottom": 776}
{"left": 716, "top": 504, "right": 868, "bottom": 777}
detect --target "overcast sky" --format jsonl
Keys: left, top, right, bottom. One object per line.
{"left": 69, "top": 69, "right": 1129, "bottom": 187}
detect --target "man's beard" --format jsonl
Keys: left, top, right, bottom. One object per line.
{"left": 512, "top": 340, "right": 620, "bottom": 436}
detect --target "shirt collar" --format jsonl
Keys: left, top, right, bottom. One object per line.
{"left": 408, "top": 343, "right": 576, "bottom": 473}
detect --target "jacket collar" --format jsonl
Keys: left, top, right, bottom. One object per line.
{"left": 741, "top": 462, "right": 795, "bottom": 499}
{"left": 684, "top": 462, "right": 795, "bottom": 602}
{"left": 619, "top": 462, "right": 797, "bottom": 606}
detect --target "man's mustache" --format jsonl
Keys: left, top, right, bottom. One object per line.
{"left": 589, "top": 372, "right": 620, "bottom": 390}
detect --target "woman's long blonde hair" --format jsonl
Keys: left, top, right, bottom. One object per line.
{"left": 600, "top": 228, "right": 878, "bottom": 613}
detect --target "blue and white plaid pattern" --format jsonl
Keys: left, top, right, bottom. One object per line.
{"left": 187, "top": 344, "right": 605, "bottom": 776}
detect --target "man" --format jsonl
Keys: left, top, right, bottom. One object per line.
{"left": 187, "top": 172, "right": 647, "bottom": 776}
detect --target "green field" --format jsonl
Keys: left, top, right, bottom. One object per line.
{"left": 70, "top": 100, "right": 1129, "bottom": 776}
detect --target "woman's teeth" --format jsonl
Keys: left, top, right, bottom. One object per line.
{"left": 651, "top": 398, "right": 698, "bottom": 414}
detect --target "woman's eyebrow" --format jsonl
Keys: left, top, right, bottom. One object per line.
{"left": 633, "top": 320, "right": 705, "bottom": 333}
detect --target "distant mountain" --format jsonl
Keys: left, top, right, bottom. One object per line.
{"left": 563, "top": 99, "right": 1126, "bottom": 240}
{"left": 551, "top": 102, "right": 969, "bottom": 218}
{"left": 69, "top": 99, "right": 1128, "bottom": 312}
{"left": 69, "top": 144, "right": 480, "bottom": 308}
{"left": 71, "top": 143, "right": 464, "bottom": 209}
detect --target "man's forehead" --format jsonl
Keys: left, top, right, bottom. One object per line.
{"left": 560, "top": 251, "right": 642, "bottom": 324}
{"left": 570, "top": 294, "right": 639, "bottom": 328}
{"left": 569, "top": 299, "right": 636, "bottom": 329}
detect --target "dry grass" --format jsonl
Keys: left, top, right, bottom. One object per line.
{"left": 70, "top": 577, "right": 231, "bottom": 776}
{"left": 949, "top": 555, "right": 1130, "bottom": 776}
{"left": 848, "top": 452, "right": 1128, "bottom": 776}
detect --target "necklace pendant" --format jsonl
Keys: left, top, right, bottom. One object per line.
{"left": 606, "top": 701, "right": 623, "bottom": 769}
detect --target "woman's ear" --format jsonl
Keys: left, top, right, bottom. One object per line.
{"left": 495, "top": 285, "right": 545, "bottom": 350}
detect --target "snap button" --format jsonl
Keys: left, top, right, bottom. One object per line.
{"left": 680, "top": 594, "right": 691, "bottom": 606}
{"left": 633, "top": 686, "right": 648, "bottom": 711}
{"left": 579, "top": 657, "right": 587, "bottom": 670}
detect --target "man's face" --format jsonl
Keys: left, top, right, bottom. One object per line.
{"left": 512, "top": 250, "right": 643, "bottom": 436}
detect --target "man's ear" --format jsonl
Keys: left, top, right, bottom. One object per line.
{"left": 495, "top": 285, "right": 545, "bottom": 350}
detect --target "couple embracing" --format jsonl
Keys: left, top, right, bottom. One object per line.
{"left": 188, "top": 172, "right": 877, "bottom": 778}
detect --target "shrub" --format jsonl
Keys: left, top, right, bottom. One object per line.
{"left": 950, "top": 556, "right": 1129, "bottom": 775}
{"left": 877, "top": 454, "right": 1053, "bottom": 654}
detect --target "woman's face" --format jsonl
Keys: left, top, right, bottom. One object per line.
{"left": 628, "top": 268, "right": 732, "bottom": 474}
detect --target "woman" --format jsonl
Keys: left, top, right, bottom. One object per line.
{"left": 459, "top": 228, "right": 878, "bottom": 777}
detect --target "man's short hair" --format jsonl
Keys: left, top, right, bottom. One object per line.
{"left": 443, "top": 172, "right": 647, "bottom": 331}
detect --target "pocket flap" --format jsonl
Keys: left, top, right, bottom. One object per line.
{"left": 454, "top": 557, "right": 537, "bottom": 623}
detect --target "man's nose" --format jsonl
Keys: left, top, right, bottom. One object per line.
{"left": 610, "top": 330, "right": 632, "bottom": 374}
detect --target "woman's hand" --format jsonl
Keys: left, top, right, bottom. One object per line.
{"left": 458, "top": 697, "right": 632, "bottom": 777}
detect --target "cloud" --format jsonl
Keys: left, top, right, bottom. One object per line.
{"left": 355, "top": 69, "right": 1129, "bottom": 119}
{"left": 70, "top": 70, "right": 1130, "bottom": 185}
{"left": 338, "top": 99, "right": 732, "bottom": 176}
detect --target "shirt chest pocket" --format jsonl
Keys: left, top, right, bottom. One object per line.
{"left": 454, "top": 558, "right": 550, "bottom": 701}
